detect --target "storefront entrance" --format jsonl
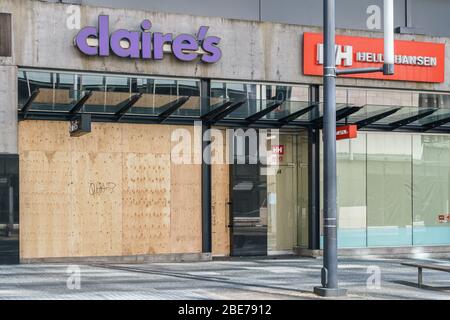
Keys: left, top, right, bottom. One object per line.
{"left": 0, "top": 155, "right": 19, "bottom": 264}
{"left": 230, "top": 162, "right": 267, "bottom": 256}
{"left": 229, "top": 132, "right": 309, "bottom": 256}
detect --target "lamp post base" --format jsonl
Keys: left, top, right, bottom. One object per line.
{"left": 313, "top": 286, "right": 347, "bottom": 297}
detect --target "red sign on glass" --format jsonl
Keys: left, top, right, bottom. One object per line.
{"left": 336, "top": 125, "right": 358, "bottom": 141}
{"left": 303, "top": 32, "right": 445, "bottom": 83}
{"left": 272, "top": 145, "right": 285, "bottom": 155}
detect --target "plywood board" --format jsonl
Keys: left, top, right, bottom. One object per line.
{"left": 18, "top": 120, "right": 72, "bottom": 152}
{"left": 212, "top": 163, "right": 230, "bottom": 256}
{"left": 19, "top": 121, "right": 203, "bottom": 259}
{"left": 72, "top": 123, "right": 123, "bottom": 154}
{"left": 122, "top": 152, "right": 171, "bottom": 255}
{"left": 121, "top": 123, "right": 172, "bottom": 154}
{"left": 169, "top": 125, "right": 202, "bottom": 253}
{"left": 71, "top": 151, "right": 123, "bottom": 257}
{"left": 19, "top": 150, "right": 74, "bottom": 258}
{"left": 211, "top": 128, "right": 230, "bottom": 256}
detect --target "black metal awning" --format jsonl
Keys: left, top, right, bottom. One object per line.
{"left": 17, "top": 88, "right": 450, "bottom": 133}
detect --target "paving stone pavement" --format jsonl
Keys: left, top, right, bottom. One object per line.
{"left": 1, "top": 256, "right": 450, "bottom": 300}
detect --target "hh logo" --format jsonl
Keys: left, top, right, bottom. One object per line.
{"left": 316, "top": 43, "right": 353, "bottom": 67}
{"left": 272, "top": 145, "right": 285, "bottom": 155}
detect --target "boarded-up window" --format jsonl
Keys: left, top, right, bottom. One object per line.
{"left": 0, "top": 13, "right": 11, "bottom": 57}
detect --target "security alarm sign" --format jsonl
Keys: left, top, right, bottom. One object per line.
{"left": 303, "top": 32, "right": 445, "bottom": 83}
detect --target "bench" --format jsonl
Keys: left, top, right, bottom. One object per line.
{"left": 401, "top": 262, "right": 450, "bottom": 288}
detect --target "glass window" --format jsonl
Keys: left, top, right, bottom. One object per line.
{"left": 26, "top": 71, "right": 55, "bottom": 107}
{"left": 210, "top": 82, "right": 226, "bottom": 99}
{"left": 134, "top": 78, "right": 154, "bottom": 94}
{"left": 56, "top": 73, "right": 79, "bottom": 90}
{"left": 27, "top": 71, "right": 53, "bottom": 93}
{"left": 0, "top": 155, "right": 19, "bottom": 264}
{"left": 418, "top": 93, "right": 450, "bottom": 109}
{"left": 81, "top": 74, "right": 105, "bottom": 92}
{"left": 178, "top": 80, "right": 200, "bottom": 97}
{"left": 337, "top": 133, "right": 367, "bottom": 248}
{"left": 82, "top": 74, "right": 105, "bottom": 110}
{"left": 413, "top": 134, "right": 450, "bottom": 245}
{"left": 106, "top": 76, "right": 130, "bottom": 93}
{"left": 297, "top": 133, "right": 309, "bottom": 248}
{"left": 55, "top": 73, "right": 80, "bottom": 106}
{"left": 105, "top": 76, "right": 131, "bottom": 107}
{"left": 367, "top": 133, "right": 413, "bottom": 247}
{"left": 267, "top": 134, "right": 298, "bottom": 253}
{"left": 367, "top": 89, "right": 414, "bottom": 107}
{"left": 154, "top": 79, "right": 177, "bottom": 96}
{"left": 18, "top": 70, "right": 29, "bottom": 107}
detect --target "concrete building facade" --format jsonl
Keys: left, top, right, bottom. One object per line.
{"left": 1, "top": 0, "right": 450, "bottom": 263}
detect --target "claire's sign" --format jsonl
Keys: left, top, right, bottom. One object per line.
{"left": 75, "top": 15, "right": 222, "bottom": 63}
{"left": 303, "top": 32, "right": 445, "bottom": 83}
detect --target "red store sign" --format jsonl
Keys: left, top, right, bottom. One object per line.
{"left": 303, "top": 32, "right": 445, "bottom": 83}
{"left": 272, "top": 145, "right": 285, "bottom": 155}
{"left": 336, "top": 125, "right": 358, "bottom": 141}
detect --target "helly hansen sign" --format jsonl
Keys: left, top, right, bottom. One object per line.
{"left": 303, "top": 32, "right": 445, "bottom": 83}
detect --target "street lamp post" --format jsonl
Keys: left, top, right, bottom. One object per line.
{"left": 314, "top": 0, "right": 394, "bottom": 297}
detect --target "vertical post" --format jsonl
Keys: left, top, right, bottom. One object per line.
{"left": 201, "top": 79, "right": 212, "bottom": 255}
{"left": 405, "top": 0, "right": 412, "bottom": 28}
{"left": 314, "top": 0, "right": 346, "bottom": 297}
{"left": 308, "top": 85, "right": 320, "bottom": 251}
{"left": 383, "top": 0, "right": 395, "bottom": 75}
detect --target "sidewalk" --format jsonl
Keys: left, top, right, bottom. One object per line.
{"left": 0, "top": 256, "right": 449, "bottom": 299}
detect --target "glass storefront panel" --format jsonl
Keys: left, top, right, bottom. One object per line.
{"left": 367, "top": 133, "right": 413, "bottom": 246}
{"left": 230, "top": 130, "right": 308, "bottom": 255}
{"left": 267, "top": 134, "right": 298, "bottom": 254}
{"left": 209, "top": 81, "right": 310, "bottom": 120}
{"left": 297, "top": 133, "right": 309, "bottom": 248}
{"left": 413, "top": 135, "right": 450, "bottom": 245}
{"left": 337, "top": 133, "right": 367, "bottom": 248}
{"left": 0, "top": 155, "right": 19, "bottom": 264}
{"left": 328, "top": 131, "right": 450, "bottom": 249}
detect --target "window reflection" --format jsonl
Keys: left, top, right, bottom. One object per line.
{"left": 81, "top": 74, "right": 105, "bottom": 92}
{"left": 18, "top": 70, "right": 29, "bottom": 107}
{"left": 106, "top": 76, "right": 130, "bottom": 93}
{"left": 413, "top": 135, "right": 450, "bottom": 245}
{"left": 154, "top": 79, "right": 177, "bottom": 96}
{"left": 27, "top": 71, "right": 53, "bottom": 92}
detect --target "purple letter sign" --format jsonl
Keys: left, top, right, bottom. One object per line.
{"left": 75, "top": 15, "right": 222, "bottom": 63}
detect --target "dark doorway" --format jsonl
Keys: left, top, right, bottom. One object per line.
{"left": 0, "top": 155, "right": 19, "bottom": 264}
{"left": 229, "top": 132, "right": 268, "bottom": 256}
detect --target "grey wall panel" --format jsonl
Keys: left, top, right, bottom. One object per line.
{"left": 81, "top": 0, "right": 260, "bottom": 21}
{"left": 260, "top": 0, "right": 405, "bottom": 32}
{"left": 0, "top": 66, "right": 18, "bottom": 154}
{"left": 411, "top": 0, "right": 450, "bottom": 37}
{"left": 41, "top": 0, "right": 450, "bottom": 37}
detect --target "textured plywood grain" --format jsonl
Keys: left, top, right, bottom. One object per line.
{"left": 169, "top": 125, "right": 202, "bottom": 253}
{"left": 212, "top": 163, "right": 230, "bottom": 256}
{"left": 19, "top": 150, "right": 74, "bottom": 258}
{"left": 122, "top": 152, "right": 171, "bottom": 255}
{"left": 19, "top": 121, "right": 204, "bottom": 259}
{"left": 211, "top": 128, "right": 230, "bottom": 256}
{"left": 71, "top": 152, "right": 123, "bottom": 257}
